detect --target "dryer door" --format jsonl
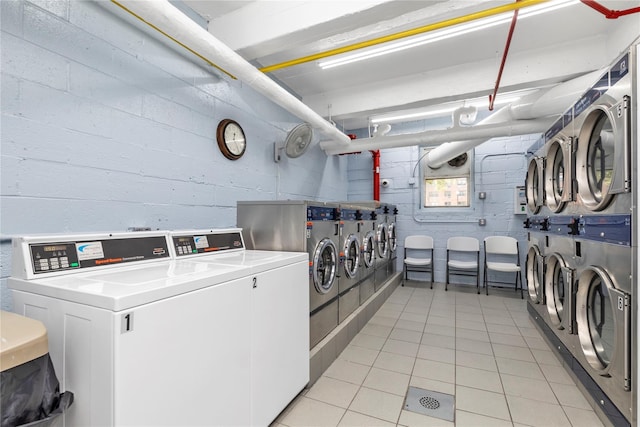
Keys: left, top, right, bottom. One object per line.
{"left": 526, "top": 157, "right": 544, "bottom": 214}
{"left": 342, "top": 234, "right": 360, "bottom": 279}
{"left": 388, "top": 223, "right": 397, "bottom": 254}
{"left": 545, "top": 253, "right": 574, "bottom": 331}
{"left": 312, "top": 238, "right": 338, "bottom": 294}
{"left": 576, "top": 97, "right": 630, "bottom": 211}
{"left": 362, "top": 231, "right": 376, "bottom": 268}
{"left": 545, "top": 137, "right": 574, "bottom": 212}
{"left": 576, "top": 266, "right": 630, "bottom": 381}
{"left": 376, "top": 223, "right": 389, "bottom": 259}
{"left": 526, "top": 246, "right": 543, "bottom": 303}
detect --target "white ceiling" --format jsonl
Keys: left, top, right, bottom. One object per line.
{"left": 182, "top": 0, "right": 639, "bottom": 131}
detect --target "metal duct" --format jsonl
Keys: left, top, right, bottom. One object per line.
{"left": 103, "top": 0, "right": 351, "bottom": 147}
{"left": 322, "top": 68, "right": 606, "bottom": 165}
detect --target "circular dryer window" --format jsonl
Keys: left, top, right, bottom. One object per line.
{"left": 526, "top": 158, "right": 542, "bottom": 214}
{"left": 343, "top": 234, "right": 360, "bottom": 279}
{"left": 388, "top": 223, "right": 397, "bottom": 253}
{"left": 576, "top": 107, "right": 616, "bottom": 211}
{"left": 545, "top": 253, "right": 569, "bottom": 328}
{"left": 526, "top": 246, "right": 542, "bottom": 303}
{"left": 376, "top": 223, "right": 389, "bottom": 258}
{"left": 362, "top": 231, "right": 376, "bottom": 268}
{"left": 312, "top": 238, "right": 337, "bottom": 294}
{"left": 576, "top": 267, "right": 616, "bottom": 372}
{"left": 545, "top": 139, "right": 569, "bottom": 213}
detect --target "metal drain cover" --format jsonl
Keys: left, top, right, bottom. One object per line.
{"left": 404, "top": 386, "right": 454, "bottom": 421}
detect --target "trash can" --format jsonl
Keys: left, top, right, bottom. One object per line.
{"left": 1, "top": 311, "right": 73, "bottom": 427}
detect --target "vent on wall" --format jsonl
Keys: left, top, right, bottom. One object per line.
{"left": 421, "top": 148, "right": 472, "bottom": 178}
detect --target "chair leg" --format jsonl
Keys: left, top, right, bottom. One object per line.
{"left": 484, "top": 266, "right": 489, "bottom": 295}
{"left": 430, "top": 265, "right": 433, "bottom": 289}
{"left": 519, "top": 270, "right": 523, "bottom": 299}
{"left": 445, "top": 265, "right": 449, "bottom": 292}
{"left": 476, "top": 267, "right": 480, "bottom": 294}
{"left": 402, "top": 265, "right": 405, "bottom": 286}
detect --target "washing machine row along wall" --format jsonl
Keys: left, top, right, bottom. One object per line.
{"left": 8, "top": 230, "right": 309, "bottom": 426}
{"left": 524, "top": 47, "right": 635, "bottom": 427}
{"left": 359, "top": 207, "right": 377, "bottom": 305}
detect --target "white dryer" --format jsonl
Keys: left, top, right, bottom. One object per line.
{"left": 8, "top": 231, "right": 254, "bottom": 426}
{"left": 168, "top": 228, "right": 309, "bottom": 427}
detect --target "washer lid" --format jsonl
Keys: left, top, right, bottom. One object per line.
{"left": 9, "top": 260, "right": 249, "bottom": 312}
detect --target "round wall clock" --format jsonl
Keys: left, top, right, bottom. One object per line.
{"left": 216, "top": 119, "right": 246, "bottom": 160}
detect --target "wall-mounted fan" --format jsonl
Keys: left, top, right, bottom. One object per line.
{"left": 274, "top": 123, "right": 314, "bottom": 162}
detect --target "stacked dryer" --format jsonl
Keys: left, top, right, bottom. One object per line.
{"left": 524, "top": 49, "right": 635, "bottom": 426}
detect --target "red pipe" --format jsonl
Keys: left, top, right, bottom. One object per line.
{"left": 489, "top": 0, "right": 520, "bottom": 111}
{"left": 370, "top": 150, "right": 380, "bottom": 201}
{"left": 580, "top": 0, "right": 640, "bottom": 18}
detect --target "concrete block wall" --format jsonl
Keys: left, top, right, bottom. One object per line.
{"left": 348, "top": 122, "right": 539, "bottom": 288}
{"left": 0, "top": 0, "right": 348, "bottom": 310}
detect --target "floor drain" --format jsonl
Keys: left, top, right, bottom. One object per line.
{"left": 404, "top": 386, "right": 454, "bottom": 422}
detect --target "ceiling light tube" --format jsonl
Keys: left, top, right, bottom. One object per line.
{"left": 319, "top": 0, "right": 578, "bottom": 70}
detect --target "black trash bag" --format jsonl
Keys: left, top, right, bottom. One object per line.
{"left": 1, "top": 354, "right": 74, "bottom": 427}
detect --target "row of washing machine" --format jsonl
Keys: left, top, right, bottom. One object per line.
{"left": 524, "top": 48, "right": 635, "bottom": 426}
{"left": 237, "top": 200, "right": 398, "bottom": 349}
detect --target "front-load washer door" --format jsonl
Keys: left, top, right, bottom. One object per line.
{"left": 526, "top": 246, "right": 544, "bottom": 304}
{"left": 545, "top": 137, "right": 574, "bottom": 213}
{"left": 576, "top": 266, "right": 630, "bottom": 384}
{"left": 362, "top": 231, "right": 375, "bottom": 269}
{"left": 526, "top": 157, "right": 544, "bottom": 214}
{"left": 313, "top": 238, "right": 338, "bottom": 294}
{"left": 376, "top": 223, "right": 389, "bottom": 259}
{"left": 388, "top": 223, "right": 397, "bottom": 255}
{"left": 342, "top": 234, "right": 360, "bottom": 279}
{"left": 545, "top": 253, "right": 574, "bottom": 331}
{"left": 576, "top": 97, "right": 630, "bottom": 211}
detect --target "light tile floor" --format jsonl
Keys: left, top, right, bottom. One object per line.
{"left": 274, "top": 282, "right": 605, "bottom": 427}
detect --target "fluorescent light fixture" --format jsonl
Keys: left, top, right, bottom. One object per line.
{"left": 319, "top": 0, "right": 579, "bottom": 69}
{"left": 370, "top": 95, "right": 522, "bottom": 124}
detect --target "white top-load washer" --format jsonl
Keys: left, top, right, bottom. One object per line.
{"left": 9, "top": 229, "right": 308, "bottom": 427}
{"left": 168, "top": 228, "right": 309, "bottom": 426}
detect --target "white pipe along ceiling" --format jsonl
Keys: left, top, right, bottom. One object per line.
{"left": 103, "top": 0, "right": 351, "bottom": 147}
{"left": 321, "top": 68, "right": 607, "bottom": 162}
{"left": 104, "top": 1, "right": 607, "bottom": 166}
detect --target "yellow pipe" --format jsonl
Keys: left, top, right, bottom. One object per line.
{"left": 110, "top": 0, "right": 237, "bottom": 79}
{"left": 259, "top": 0, "right": 550, "bottom": 73}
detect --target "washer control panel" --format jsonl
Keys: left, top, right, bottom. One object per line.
{"left": 171, "top": 229, "right": 244, "bottom": 257}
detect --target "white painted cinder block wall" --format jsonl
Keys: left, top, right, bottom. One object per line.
{"left": 0, "top": 0, "right": 348, "bottom": 310}
{"left": 347, "top": 123, "right": 538, "bottom": 287}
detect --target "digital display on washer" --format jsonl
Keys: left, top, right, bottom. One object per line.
{"left": 29, "top": 236, "right": 170, "bottom": 274}
{"left": 172, "top": 232, "right": 244, "bottom": 257}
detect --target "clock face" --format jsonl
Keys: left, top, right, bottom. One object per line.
{"left": 224, "top": 122, "right": 245, "bottom": 155}
{"left": 217, "top": 119, "right": 246, "bottom": 160}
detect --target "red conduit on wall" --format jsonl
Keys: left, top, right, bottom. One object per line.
{"left": 580, "top": 0, "right": 640, "bottom": 18}
{"left": 371, "top": 150, "right": 380, "bottom": 201}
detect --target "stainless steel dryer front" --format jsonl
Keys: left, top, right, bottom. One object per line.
{"left": 573, "top": 238, "right": 632, "bottom": 424}
{"left": 573, "top": 94, "right": 631, "bottom": 215}
{"left": 544, "top": 235, "right": 577, "bottom": 355}
{"left": 373, "top": 205, "right": 390, "bottom": 290}
{"left": 384, "top": 203, "right": 398, "bottom": 278}
{"left": 526, "top": 155, "right": 545, "bottom": 215}
{"left": 545, "top": 134, "right": 575, "bottom": 214}
{"left": 526, "top": 231, "right": 546, "bottom": 311}
{"left": 359, "top": 208, "right": 377, "bottom": 305}
{"left": 337, "top": 205, "right": 362, "bottom": 323}
{"left": 237, "top": 200, "right": 341, "bottom": 349}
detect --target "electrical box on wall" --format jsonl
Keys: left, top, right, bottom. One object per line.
{"left": 514, "top": 186, "right": 527, "bottom": 215}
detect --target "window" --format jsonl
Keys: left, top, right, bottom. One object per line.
{"left": 420, "top": 148, "right": 472, "bottom": 208}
